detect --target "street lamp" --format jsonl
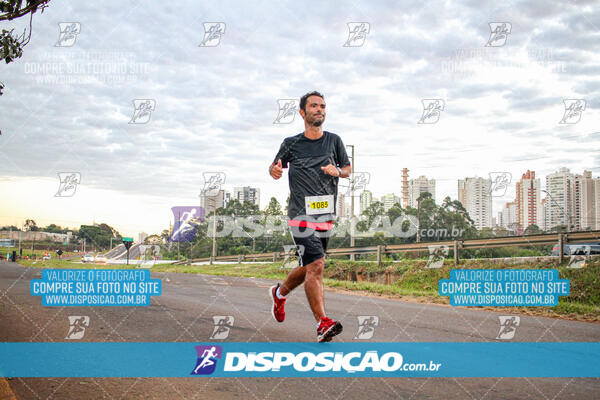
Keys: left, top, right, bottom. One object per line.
{"left": 346, "top": 144, "right": 355, "bottom": 260}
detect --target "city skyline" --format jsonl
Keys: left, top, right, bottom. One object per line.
{"left": 3, "top": 166, "right": 598, "bottom": 238}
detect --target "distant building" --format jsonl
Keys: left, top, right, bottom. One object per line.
{"left": 138, "top": 232, "right": 148, "bottom": 243}
{"left": 545, "top": 168, "right": 575, "bottom": 230}
{"left": 200, "top": 189, "right": 226, "bottom": 214}
{"left": 574, "top": 170, "right": 597, "bottom": 230}
{"left": 381, "top": 193, "right": 401, "bottom": 212}
{"left": 500, "top": 201, "right": 518, "bottom": 231}
{"left": 337, "top": 193, "right": 346, "bottom": 218}
{"left": 516, "top": 170, "right": 542, "bottom": 230}
{"left": 408, "top": 175, "right": 435, "bottom": 208}
{"left": 458, "top": 177, "right": 493, "bottom": 229}
{"left": 234, "top": 186, "right": 260, "bottom": 208}
{"left": 360, "top": 190, "right": 373, "bottom": 214}
{"left": 402, "top": 168, "right": 409, "bottom": 208}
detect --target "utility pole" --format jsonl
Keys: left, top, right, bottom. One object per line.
{"left": 211, "top": 196, "right": 217, "bottom": 264}
{"left": 417, "top": 197, "right": 421, "bottom": 243}
{"left": 346, "top": 144, "right": 355, "bottom": 261}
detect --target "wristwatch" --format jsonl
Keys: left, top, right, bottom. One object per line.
{"left": 336, "top": 167, "right": 342, "bottom": 177}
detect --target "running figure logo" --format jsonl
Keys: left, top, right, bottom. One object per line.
{"left": 55, "top": 172, "right": 81, "bottom": 197}
{"left": 170, "top": 206, "right": 204, "bottom": 242}
{"left": 496, "top": 316, "right": 520, "bottom": 340}
{"left": 489, "top": 172, "right": 512, "bottom": 197}
{"left": 418, "top": 99, "right": 445, "bottom": 124}
{"left": 199, "top": 23, "right": 225, "bottom": 47}
{"left": 210, "top": 316, "right": 234, "bottom": 340}
{"left": 485, "top": 22, "right": 511, "bottom": 47}
{"left": 202, "top": 172, "right": 226, "bottom": 197}
{"left": 567, "top": 245, "right": 590, "bottom": 269}
{"left": 55, "top": 22, "right": 81, "bottom": 47}
{"left": 559, "top": 99, "right": 586, "bottom": 124}
{"left": 425, "top": 245, "right": 448, "bottom": 269}
{"left": 129, "top": 99, "right": 156, "bottom": 124}
{"left": 344, "top": 22, "right": 370, "bottom": 47}
{"left": 191, "top": 345, "right": 222, "bottom": 375}
{"left": 273, "top": 99, "right": 299, "bottom": 124}
{"left": 137, "top": 245, "right": 161, "bottom": 268}
{"left": 66, "top": 316, "right": 89, "bottom": 339}
{"left": 340, "top": 172, "right": 370, "bottom": 197}
{"left": 282, "top": 245, "right": 305, "bottom": 269}
{"left": 354, "top": 316, "right": 379, "bottom": 339}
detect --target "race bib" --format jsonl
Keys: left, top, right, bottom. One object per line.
{"left": 305, "top": 195, "right": 334, "bottom": 215}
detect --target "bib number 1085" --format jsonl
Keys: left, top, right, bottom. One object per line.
{"left": 305, "top": 195, "right": 334, "bottom": 215}
{"left": 310, "top": 201, "right": 329, "bottom": 209}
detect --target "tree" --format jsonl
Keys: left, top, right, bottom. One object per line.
{"left": 1, "top": 0, "right": 51, "bottom": 95}
{"left": 144, "top": 234, "right": 162, "bottom": 244}
{"left": 77, "top": 223, "right": 121, "bottom": 249}
{"left": 42, "top": 223, "right": 66, "bottom": 233}
{"left": 263, "top": 197, "right": 283, "bottom": 216}
{"left": 0, "top": 225, "right": 20, "bottom": 231}
{"left": 24, "top": 218, "right": 38, "bottom": 231}
{"left": 524, "top": 224, "right": 542, "bottom": 235}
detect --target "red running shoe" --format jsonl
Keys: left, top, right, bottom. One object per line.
{"left": 317, "top": 317, "right": 343, "bottom": 342}
{"left": 270, "top": 284, "right": 286, "bottom": 323}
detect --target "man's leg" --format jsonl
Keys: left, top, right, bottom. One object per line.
{"left": 279, "top": 265, "right": 306, "bottom": 296}
{"left": 303, "top": 257, "right": 326, "bottom": 322}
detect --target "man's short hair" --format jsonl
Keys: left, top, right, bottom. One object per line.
{"left": 300, "top": 91, "right": 325, "bottom": 112}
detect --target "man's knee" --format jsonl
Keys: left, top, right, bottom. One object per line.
{"left": 306, "top": 257, "right": 325, "bottom": 276}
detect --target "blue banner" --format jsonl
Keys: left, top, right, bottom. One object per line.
{"left": 439, "top": 269, "right": 569, "bottom": 306}
{"left": 0, "top": 342, "right": 598, "bottom": 377}
{"left": 30, "top": 269, "right": 161, "bottom": 306}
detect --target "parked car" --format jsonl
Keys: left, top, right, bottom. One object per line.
{"left": 81, "top": 254, "right": 95, "bottom": 263}
{"left": 552, "top": 242, "right": 600, "bottom": 256}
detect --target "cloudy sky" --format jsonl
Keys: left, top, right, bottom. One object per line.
{"left": 0, "top": 0, "right": 598, "bottom": 237}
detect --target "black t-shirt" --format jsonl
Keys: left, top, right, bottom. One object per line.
{"left": 273, "top": 131, "right": 351, "bottom": 221}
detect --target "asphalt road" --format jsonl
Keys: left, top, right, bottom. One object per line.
{"left": 1, "top": 261, "right": 599, "bottom": 399}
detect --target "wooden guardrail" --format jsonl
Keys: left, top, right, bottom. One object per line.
{"left": 172, "top": 230, "right": 600, "bottom": 266}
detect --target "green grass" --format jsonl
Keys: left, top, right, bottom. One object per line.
{"left": 17, "top": 257, "right": 600, "bottom": 321}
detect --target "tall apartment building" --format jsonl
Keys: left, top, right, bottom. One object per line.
{"left": 515, "top": 170, "right": 542, "bottom": 230}
{"left": 233, "top": 186, "right": 260, "bottom": 208}
{"left": 337, "top": 193, "right": 346, "bottom": 218}
{"left": 408, "top": 175, "right": 436, "bottom": 208}
{"left": 574, "top": 171, "right": 597, "bottom": 230}
{"left": 544, "top": 168, "right": 575, "bottom": 230}
{"left": 200, "top": 189, "right": 227, "bottom": 214}
{"left": 458, "top": 177, "right": 493, "bottom": 229}
{"left": 381, "top": 193, "right": 401, "bottom": 212}
{"left": 539, "top": 198, "right": 547, "bottom": 231}
{"left": 402, "top": 168, "right": 409, "bottom": 208}
{"left": 500, "top": 201, "right": 518, "bottom": 230}
{"left": 360, "top": 190, "right": 373, "bottom": 214}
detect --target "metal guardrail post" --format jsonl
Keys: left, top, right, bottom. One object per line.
{"left": 237, "top": 255, "right": 242, "bottom": 264}
{"left": 377, "top": 245, "right": 382, "bottom": 267}
{"left": 273, "top": 252, "right": 277, "bottom": 262}
{"left": 453, "top": 241, "right": 459, "bottom": 265}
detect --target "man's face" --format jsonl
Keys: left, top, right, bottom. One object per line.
{"left": 301, "top": 95, "right": 326, "bottom": 127}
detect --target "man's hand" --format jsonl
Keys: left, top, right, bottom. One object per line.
{"left": 320, "top": 163, "right": 340, "bottom": 177}
{"left": 270, "top": 159, "right": 283, "bottom": 179}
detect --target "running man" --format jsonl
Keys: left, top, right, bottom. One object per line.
{"left": 268, "top": 91, "right": 351, "bottom": 342}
